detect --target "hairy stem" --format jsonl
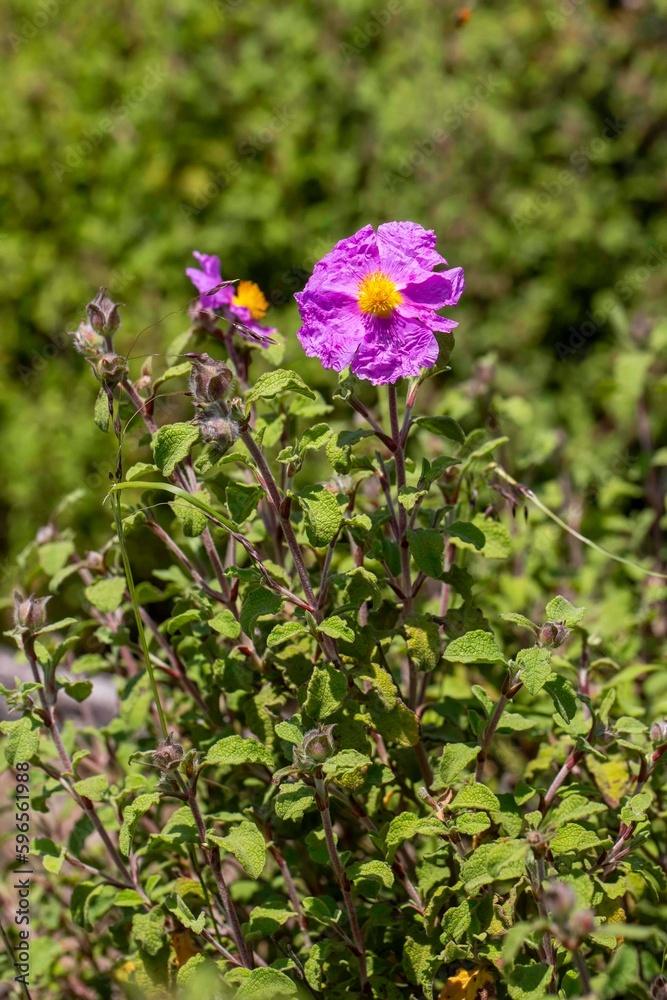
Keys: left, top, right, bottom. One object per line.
{"left": 314, "top": 777, "right": 369, "bottom": 992}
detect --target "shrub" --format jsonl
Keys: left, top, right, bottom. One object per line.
{"left": 2, "top": 232, "right": 666, "bottom": 999}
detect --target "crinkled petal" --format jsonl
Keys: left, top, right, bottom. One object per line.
{"left": 297, "top": 297, "right": 366, "bottom": 372}
{"left": 402, "top": 266, "right": 465, "bottom": 309}
{"left": 297, "top": 225, "right": 380, "bottom": 305}
{"left": 376, "top": 222, "right": 448, "bottom": 286}
{"left": 350, "top": 311, "right": 439, "bottom": 385}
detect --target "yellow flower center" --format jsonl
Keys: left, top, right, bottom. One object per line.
{"left": 233, "top": 280, "right": 269, "bottom": 320}
{"left": 357, "top": 270, "right": 402, "bottom": 318}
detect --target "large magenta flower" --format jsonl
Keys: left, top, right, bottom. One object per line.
{"left": 186, "top": 252, "right": 275, "bottom": 344}
{"left": 294, "top": 222, "right": 465, "bottom": 384}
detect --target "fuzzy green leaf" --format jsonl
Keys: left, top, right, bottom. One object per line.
{"left": 1, "top": 718, "right": 40, "bottom": 765}
{"left": 226, "top": 482, "right": 265, "bottom": 524}
{"left": 85, "top": 577, "right": 126, "bottom": 613}
{"left": 274, "top": 781, "right": 316, "bottom": 822}
{"left": 544, "top": 595, "right": 586, "bottom": 627}
{"left": 407, "top": 528, "right": 444, "bottom": 578}
{"left": 152, "top": 422, "right": 200, "bottom": 477}
{"left": 119, "top": 792, "right": 160, "bottom": 857}
{"left": 550, "top": 822, "right": 606, "bottom": 855}
{"left": 303, "top": 663, "right": 347, "bottom": 720}
{"left": 245, "top": 369, "right": 315, "bottom": 407}
{"left": 404, "top": 614, "right": 440, "bottom": 671}
{"left": 444, "top": 630, "right": 506, "bottom": 665}
{"left": 450, "top": 784, "right": 500, "bottom": 812}
{"left": 240, "top": 587, "right": 284, "bottom": 636}
{"left": 235, "top": 968, "right": 299, "bottom": 998}
{"left": 318, "top": 615, "right": 354, "bottom": 642}
{"left": 445, "top": 520, "right": 486, "bottom": 550}
{"left": 516, "top": 647, "right": 552, "bottom": 695}
{"left": 209, "top": 609, "right": 242, "bottom": 639}
{"left": 415, "top": 415, "right": 465, "bottom": 443}
{"left": 438, "top": 744, "right": 481, "bottom": 785}
{"left": 295, "top": 485, "right": 343, "bottom": 547}
{"left": 205, "top": 735, "right": 273, "bottom": 769}
{"left": 211, "top": 820, "right": 267, "bottom": 879}
{"left": 267, "top": 621, "right": 309, "bottom": 648}
{"left": 72, "top": 774, "right": 109, "bottom": 800}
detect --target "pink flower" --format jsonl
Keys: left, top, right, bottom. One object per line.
{"left": 186, "top": 252, "right": 275, "bottom": 345}
{"left": 294, "top": 222, "right": 464, "bottom": 384}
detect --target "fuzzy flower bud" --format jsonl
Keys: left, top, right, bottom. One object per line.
{"left": 567, "top": 909, "right": 596, "bottom": 939}
{"left": 592, "top": 721, "right": 615, "bottom": 746}
{"left": 151, "top": 733, "right": 184, "bottom": 771}
{"left": 69, "top": 321, "right": 106, "bottom": 356}
{"left": 97, "top": 352, "right": 129, "bottom": 387}
{"left": 538, "top": 621, "right": 570, "bottom": 649}
{"left": 13, "top": 591, "right": 50, "bottom": 631}
{"left": 293, "top": 724, "right": 336, "bottom": 771}
{"left": 650, "top": 720, "right": 667, "bottom": 745}
{"left": 194, "top": 404, "right": 239, "bottom": 451}
{"left": 651, "top": 975, "right": 667, "bottom": 1000}
{"left": 543, "top": 880, "right": 577, "bottom": 922}
{"left": 86, "top": 288, "right": 121, "bottom": 335}
{"left": 526, "top": 830, "right": 548, "bottom": 856}
{"left": 186, "top": 352, "right": 234, "bottom": 404}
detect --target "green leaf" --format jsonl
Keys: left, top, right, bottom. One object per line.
{"left": 516, "top": 647, "right": 552, "bottom": 696}
{"left": 548, "top": 794, "right": 608, "bottom": 828}
{"left": 211, "top": 820, "right": 267, "bottom": 879}
{"left": 295, "top": 485, "right": 343, "bottom": 547}
{"left": 385, "top": 811, "right": 443, "bottom": 862}
{"left": 444, "top": 630, "right": 506, "bottom": 665}
{"left": 438, "top": 744, "right": 481, "bottom": 785}
{"left": 164, "top": 893, "right": 205, "bottom": 934}
{"left": 72, "top": 774, "right": 109, "bottom": 800}
{"left": 0, "top": 718, "right": 40, "bottom": 765}
{"left": 153, "top": 361, "right": 191, "bottom": 390}
{"left": 119, "top": 792, "right": 160, "bottom": 857}
{"left": 321, "top": 749, "right": 371, "bottom": 788}
{"left": 544, "top": 676, "right": 578, "bottom": 722}
{"left": 94, "top": 386, "right": 110, "bottom": 432}
{"left": 240, "top": 588, "right": 284, "bottom": 636}
{"left": 500, "top": 612, "right": 539, "bottom": 634}
{"left": 507, "top": 962, "right": 552, "bottom": 1000}
{"left": 403, "top": 936, "right": 437, "bottom": 992}
{"left": 171, "top": 490, "right": 209, "bottom": 536}
{"left": 450, "top": 784, "right": 500, "bottom": 812}
{"left": 404, "top": 614, "right": 440, "bottom": 671}
{"left": 274, "top": 721, "right": 303, "bottom": 745}
{"left": 415, "top": 415, "right": 465, "bottom": 443}
{"left": 34, "top": 837, "right": 65, "bottom": 874}
{"left": 245, "top": 369, "right": 315, "bottom": 407}
{"left": 226, "top": 482, "right": 265, "bottom": 523}
{"left": 439, "top": 900, "right": 472, "bottom": 943}
{"left": 152, "top": 421, "right": 200, "bottom": 477}
{"left": 62, "top": 680, "right": 93, "bottom": 703}
{"left": 460, "top": 841, "right": 527, "bottom": 892}
{"left": 445, "top": 520, "right": 486, "bottom": 550}
{"left": 303, "top": 663, "right": 347, "bottom": 720}
{"left": 544, "top": 595, "right": 586, "bottom": 627}
{"left": 205, "top": 735, "right": 273, "bottom": 769}
{"left": 550, "top": 822, "right": 606, "bottom": 855}
{"left": 407, "top": 528, "right": 444, "bottom": 577}
{"left": 209, "top": 609, "right": 241, "bottom": 639}
{"left": 397, "top": 486, "right": 427, "bottom": 512}
{"left": 112, "top": 889, "right": 145, "bottom": 907}
{"left": 235, "top": 968, "right": 299, "bottom": 999}
{"left": 267, "top": 621, "right": 309, "bottom": 648}
{"left": 298, "top": 422, "right": 332, "bottom": 454}
{"left": 132, "top": 909, "right": 166, "bottom": 956}
{"left": 246, "top": 903, "right": 297, "bottom": 941}
{"left": 85, "top": 577, "right": 126, "bottom": 613}
{"left": 348, "top": 860, "right": 394, "bottom": 889}
{"left": 473, "top": 514, "right": 513, "bottom": 559}
{"left": 370, "top": 699, "right": 420, "bottom": 747}
{"left": 318, "top": 615, "right": 354, "bottom": 642}
{"left": 274, "top": 781, "right": 316, "bottom": 822}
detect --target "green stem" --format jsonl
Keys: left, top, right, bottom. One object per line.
{"left": 113, "top": 494, "right": 169, "bottom": 739}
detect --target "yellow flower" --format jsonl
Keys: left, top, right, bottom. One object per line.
{"left": 439, "top": 967, "right": 496, "bottom": 1000}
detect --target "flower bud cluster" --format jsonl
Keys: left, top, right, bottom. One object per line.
{"left": 543, "top": 880, "right": 596, "bottom": 948}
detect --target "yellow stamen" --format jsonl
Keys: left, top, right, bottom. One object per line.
{"left": 233, "top": 280, "right": 269, "bottom": 320}
{"left": 357, "top": 270, "right": 402, "bottom": 318}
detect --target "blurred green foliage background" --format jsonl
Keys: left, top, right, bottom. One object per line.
{"left": 1, "top": 0, "right": 666, "bottom": 611}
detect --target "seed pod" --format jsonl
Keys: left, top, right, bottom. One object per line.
{"left": 293, "top": 724, "right": 337, "bottom": 771}
{"left": 97, "top": 352, "right": 129, "bottom": 387}
{"left": 194, "top": 404, "right": 239, "bottom": 452}
{"left": 151, "top": 732, "right": 184, "bottom": 770}
{"left": 69, "top": 321, "right": 105, "bottom": 355}
{"left": 650, "top": 720, "right": 667, "bottom": 745}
